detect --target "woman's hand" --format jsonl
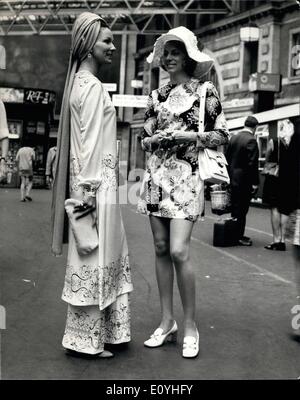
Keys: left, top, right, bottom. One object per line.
{"left": 171, "top": 131, "right": 197, "bottom": 145}
{"left": 143, "top": 132, "right": 173, "bottom": 150}
{"left": 151, "top": 131, "right": 167, "bottom": 145}
{"left": 73, "top": 200, "right": 96, "bottom": 220}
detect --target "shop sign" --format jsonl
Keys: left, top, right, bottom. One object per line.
{"left": 112, "top": 94, "right": 148, "bottom": 108}
{"left": 249, "top": 73, "right": 282, "bottom": 92}
{"left": 24, "top": 89, "right": 56, "bottom": 105}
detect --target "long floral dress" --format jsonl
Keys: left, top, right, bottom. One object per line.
{"left": 137, "top": 79, "right": 229, "bottom": 221}
{"left": 61, "top": 70, "right": 133, "bottom": 354}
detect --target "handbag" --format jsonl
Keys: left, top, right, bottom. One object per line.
{"left": 197, "top": 82, "right": 230, "bottom": 184}
{"left": 262, "top": 139, "right": 280, "bottom": 177}
{"left": 65, "top": 198, "right": 98, "bottom": 256}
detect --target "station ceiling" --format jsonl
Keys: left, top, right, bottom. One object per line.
{"left": 0, "top": 0, "right": 233, "bottom": 35}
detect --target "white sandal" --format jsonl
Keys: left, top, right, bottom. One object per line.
{"left": 182, "top": 330, "right": 199, "bottom": 358}
{"left": 144, "top": 321, "right": 178, "bottom": 348}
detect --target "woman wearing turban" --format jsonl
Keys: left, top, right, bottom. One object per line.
{"left": 51, "top": 12, "right": 133, "bottom": 358}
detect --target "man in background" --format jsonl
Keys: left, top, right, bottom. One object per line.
{"left": 16, "top": 142, "right": 35, "bottom": 202}
{"left": 226, "top": 115, "right": 260, "bottom": 246}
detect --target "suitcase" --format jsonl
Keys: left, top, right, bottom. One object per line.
{"left": 213, "top": 218, "right": 239, "bottom": 247}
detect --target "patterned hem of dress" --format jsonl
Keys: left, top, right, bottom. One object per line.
{"left": 62, "top": 344, "right": 105, "bottom": 355}
{"left": 137, "top": 209, "right": 199, "bottom": 222}
{"left": 61, "top": 288, "right": 133, "bottom": 308}
{"left": 62, "top": 337, "right": 131, "bottom": 353}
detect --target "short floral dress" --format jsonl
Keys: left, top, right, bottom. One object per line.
{"left": 137, "top": 79, "right": 229, "bottom": 222}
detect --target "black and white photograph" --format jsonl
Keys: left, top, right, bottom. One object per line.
{"left": 0, "top": 0, "right": 300, "bottom": 385}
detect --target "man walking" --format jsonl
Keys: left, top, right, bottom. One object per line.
{"left": 16, "top": 142, "right": 35, "bottom": 202}
{"left": 226, "top": 115, "right": 259, "bottom": 246}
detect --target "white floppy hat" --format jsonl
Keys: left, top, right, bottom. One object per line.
{"left": 147, "top": 26, "right": 214, "bottom": 78}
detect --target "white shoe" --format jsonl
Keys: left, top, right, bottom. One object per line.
{"left": 98, "top": 350, "right": 114, "bottom": 358}
{"left": 182, "top": 330, "right": 199, "bottom": 358}
{"left": 144, "top": 321, "right": 178, "bottom": 348}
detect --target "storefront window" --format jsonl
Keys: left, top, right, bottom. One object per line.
{"left": 243, "top": 41, "right": 258, "bottom": 82}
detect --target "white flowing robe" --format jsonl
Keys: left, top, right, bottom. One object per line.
{"left": 61, "top": 70, "right": 133, "bottom": 352}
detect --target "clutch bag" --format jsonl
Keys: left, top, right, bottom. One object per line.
{"left": 65, "top": 198, "right": 98, "bottom": 256}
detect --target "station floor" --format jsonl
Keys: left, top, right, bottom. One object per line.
{"left": 0, "top": 188, "right": 299, "bottom": 380}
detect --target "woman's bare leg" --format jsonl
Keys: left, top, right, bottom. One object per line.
{"left": 20, "top": 176, "right": 26, "bottom": 200}
{"left": 170, "top": 219, "right": 197, "bottom": 338}
{"left": 279, "top": 213, "right": 289, "bottom": 243}
{"left": 149, "top": 215, "right": 175, "bottom": 332}
{"left": 271, "top": 208, "right": 281, "bottom": 243}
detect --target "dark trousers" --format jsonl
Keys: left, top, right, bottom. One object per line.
{"left": 230, "top": 186, "right": 252, "bottom": 239}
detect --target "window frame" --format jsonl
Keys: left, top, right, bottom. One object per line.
{"left": 288, "top": 27, "right": 300, "bottom": 82}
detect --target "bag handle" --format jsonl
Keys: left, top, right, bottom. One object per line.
{"left": 198, "top": 81, "right": 210, "bottom": 136}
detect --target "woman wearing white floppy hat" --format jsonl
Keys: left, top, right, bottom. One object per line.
{"left": 138, "top": 26, "right": 229, "bottom": 358}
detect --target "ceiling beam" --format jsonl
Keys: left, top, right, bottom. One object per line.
{"left": 0, "top": 8, "right": 229, "bottom": 16}
{"left": 0, "top": 0, "right": 230, "bottom": 35}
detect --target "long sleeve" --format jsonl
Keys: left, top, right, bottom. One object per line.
{"left": 247, "top": 138, "right": 259, "bottom": 185}
{"left": 141, "top": 92, "right": 157, "bottom": 152}
{"left": 76, "top": 81, "right": 105, "bottom": 190}
{"left": 196, "top": 82, "right": 229, "bottom": 149}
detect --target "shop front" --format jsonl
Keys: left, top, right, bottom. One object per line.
{"left": 0, "top": 87, "right": 55, "bottom": 188}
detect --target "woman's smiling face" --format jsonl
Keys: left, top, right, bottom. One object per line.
{"left": 161, "top": 41, "right": 186, "bottom": 74}
{"left": 92, "top": 27, "right": 116, "bottom": 65}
